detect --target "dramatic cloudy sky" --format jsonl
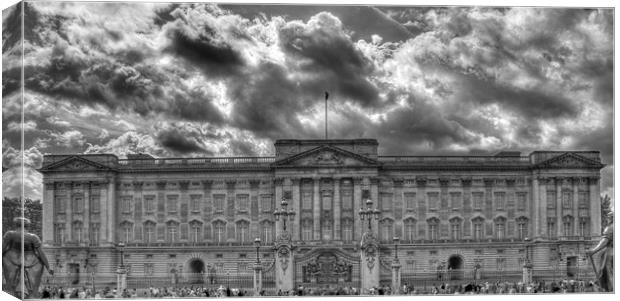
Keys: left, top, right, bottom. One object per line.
{"left": 1, "top": 2, "right": 614, "bottom": 202}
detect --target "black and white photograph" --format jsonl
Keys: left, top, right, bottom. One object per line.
{"left": 1, "top": 0, "right": 615, "bottom": 299}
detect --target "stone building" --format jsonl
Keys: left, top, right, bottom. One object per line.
{"left": 38, "top": 139, "right": 604, "bottom": 290}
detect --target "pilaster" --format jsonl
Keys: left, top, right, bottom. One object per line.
{"left": 333, "top": 177, "right": 341, "bottom": 241}
{"left": 291, "top": 178, "right": 301, "bottom": 241}
{"left": 353, "top": 177, "right": 363, "bottom": 241}
{"left": 313, "top": 177, "right": 321, "bottom": 241}
{"left": 589, "top": 176, "right": 601, "bottom": 236}
{"left": 42, "top": 181, "right": 55, "bottom": 245}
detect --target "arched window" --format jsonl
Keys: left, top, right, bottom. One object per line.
{"left": 143, "top": 221, "right": 156, "bottom": 244}
{"left": 236, "top": 220, "right": 250, "bottom": 244}
{"left": 403, "top": 218, "right": 416, "bottom": 242}
{"left": 472, "top": 217, "right": 485, "bottom": 241}
{"left": 494, "top": 217, "right": 506, "bottom": 240}
{"left": 120, "top": 221, "right": 133, "bottom": 243}
{"left": 189, "top": 220, "right": 203, "bottom": 243}
{"left": 212, "top": 221, "right": 226, "bottom": 245}
{"left": 261, "top": 220, "right": 274, "bottom": 244}
{"left": 516, "top": 217, "right": 529, "bottom": 239}
{"left": 379, "top": 219, "right": 394, "bottom": 243}
{"left": 166, "top": 221, "right": 179, "bottom": 243}
{"left": 562, "top": 215, "right": 574, "bottom": 237}
{"left": 72, "top": 221, "right": 84, "bottom": 243}
{"left": 449, "top": 217, "right": 462, "bottom": 240}
{"left": 427, "top": 217, "right": 440, "bottom": 241}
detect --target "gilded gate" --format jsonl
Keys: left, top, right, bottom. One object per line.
{"left": 294, "top": 248, "right": 360, "bottom": 289}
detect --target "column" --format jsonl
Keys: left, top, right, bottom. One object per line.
{"left": 539, "top": 177, "right": 547, "bottom": 239}
{"left": 292, "top": 178, "right": 301, "bottom": 241}
{"left": 84, "top": 181, "right": 90, "bottom": 245}
{"left": 572, "top": 178, "right": 579, "bottom": 236}
{"left": 391, "top": 260, "right": 402, "bottom": 294}
{"left": 333, "top": 177, "right": 341, "bottom": 241}
{"left": 532, "top": 176, "right": 540, "bottom": 238}
{"left": 107, "top": 177, "right": 117, "bottom": 246}
{"left": 274, "top": 178, "right": 283, "bottom": 236}
{"left": 589, "top": 177, "right": 601, "bottom": 237}
{"left": 555, "top": 177, "right": 562, "bottom": 238}
{"left": 42, "top": 181, "right": 55, "bottom": 245}
{"left": 353, "top": 177, "right": 363, "bottom": 241}
{"left": 66, "top": 181, "right": 73, "bottom": 243}
{"left": 313, "top": 177, "right": 321, "bottom": 241}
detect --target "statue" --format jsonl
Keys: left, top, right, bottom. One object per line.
{"left": 586, "top": 212, "right": 613, "bottom": 292}
{"left": 2, "top": 217, "right": 54, "bottom": 298}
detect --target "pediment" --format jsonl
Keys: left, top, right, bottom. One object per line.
{"left": 39, "top": 156, "right": 115, "bottom": 172}
{"left": 535, "top": 153, "right": 604, "bottom": 169}
{"left": 273, "top": 145, "right": 379, "bottom": 167}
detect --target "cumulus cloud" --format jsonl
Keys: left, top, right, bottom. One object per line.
{"left": 2, "top": 4, "right": 612, "bottom": 201}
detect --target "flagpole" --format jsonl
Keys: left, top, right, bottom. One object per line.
{"left": 325, "top": 91, "right": 328, "bottom": 140}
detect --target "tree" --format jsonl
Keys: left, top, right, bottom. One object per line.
{"left": 2, "top": 197, "right": 42, "bottom": 237}
{"left": 600, "top": 194, "right": 612, "bottom": 230}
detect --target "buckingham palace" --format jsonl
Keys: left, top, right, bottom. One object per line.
{"left": 37, "top": 138, "right": 605, "bottom": 291}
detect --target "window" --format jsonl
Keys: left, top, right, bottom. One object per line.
{"left": 261, "top": 195, "right": 272, "bottom": 212}
{"left": 472, "top": 217, "right": 484, "bottom": 240}
{"left": 144, "top": 263, "right": 154, "bottom": 276}
{"left": 236, "top": 220, "right": 250, "bottom": 244}
{"left": 496, "top": 257, "right": 506, "bottom": 271}
{"left": 579, "top": 217, "right": 589, "bottom": 237}
{"left": 405, "top": 193, "right": 416, "bottom": 210}
{"left": 516, "top": 193, "right": 527, "bottom": 211}
{"left": 237, "top": 194, "right": 249, "bottom": 211}
{"left": 547, "top": 191, "right": 556, "bottom": 208}
{"left": 342, "top": 180, "right": 353, "bottom": 210}
{"left": 302, "top": 219, "right": 313, "bottom": 241}
{"left": 121, "top": 222, "right": 133, "bottom": 243}
{"left": 450, "top": 193, "right": 461, "bottom": 210}
{"left": 190, "top": 195, "right": 201, "bottom": 212}
{"left": 72, "top": 195, "right": 84, "bottom": 213}
{"left": 213, "top": 221, "right": 226, "bottom": 244}
{"left": 302, "top": 181, "right": 313, "bottom": 209}
{"left": 90, "top": 196, "right": 100, "bottom": 213}
{"left": 55, "top": 197, "right": 66, "bottom": 214}
{"left": 547, "top": 218, "right": 557, "bottom": 239}
{"left": 562, "top": 216, "right": 574, "bottom": 237}
{"left": 516, "top": 217, "right": 528, "bottom": 240}
{"left": 72, "top": 222, "right": 83, "bottom": 243}
{"left": 166, "top": 221, "right": 179, "bottom": 243}
{"left": 562, "top": 190, "right": 573, "bottom": 209}
{"left": 167, "top": 196, "right": 178, "bottom": 213}
{"left": 238, "top": 262, "right": 248, "bottom": 272}
{"left": 494, "top": 192, "right": 506, "bottom": 210}
{"left": 261, "top": 221, "right": 274, "bottom": 244}
{"left": 322, "top": 219, "right": 332, "bottom": 240}
{"left": 342, "top": 219, "right": 353, "bottom": 243}
{"left": 54, "top": 223, "right": 65, "bottom": 244}
{"left": 428, "top": 193, "right": 439, "bottom": 210}
{"left": 144, "top": 196, "right": 155, "bottom": 213}
{"left": 427, "top": 218, "right": 439, "bottom": 241}
{"left": 144, "top": 221, "right": 156, "bottom": 244}
{"left": 578, "top": 192, "right": 589, "bottom": 208}
{"left": 404, "top": 218, "right": 416, "bottom": 242}
{"left": 494, "top": 217, "right": 506, "bottom": 240}
{"left": 214, "top": 194, "right": 225, "bottom": 212}
{"left": 449, "top": 218, "right": 462, "bottom": 240}
{"left": 89, "top": 223, "right": 100, "bottom": 246}
{"left": 380, "top": 193, "right": 392, "bottom": 211}
{"left": 472, "top": 192, "right": 483, "bottom": 210}
{"left": 380, "top": 219, "right": 394, "bottom": 243}
{"left": 190, "top": 221, "right": 202, "bottom": 243}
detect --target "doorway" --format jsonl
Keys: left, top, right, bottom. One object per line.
{"left": 188, "top": 259, "right": 205, "bottom": 284}
{"left": 447, "top": 255, "right": 464, "bottom": 280}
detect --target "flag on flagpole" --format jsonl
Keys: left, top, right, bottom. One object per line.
{"left": 325, "top": 91, "right": 329, "bottom": 100}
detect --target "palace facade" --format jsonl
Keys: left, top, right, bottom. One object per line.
{"left": 38, "top": 139, "right": 604, "bottom": 289}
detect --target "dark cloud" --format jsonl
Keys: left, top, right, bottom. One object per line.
{"left": 164, "top": 24, "right": 245, "bottom": 77}
{"left": 156, "top": 127, "right": 206, "bottom": 154}
{"left": 279, "top": 12, "right": 380, "bottom": 107}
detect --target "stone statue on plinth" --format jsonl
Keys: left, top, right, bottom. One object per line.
{"left": 2, "top": 217, "right": 54, "bottom": 298}
{"left": 587, "top": 212, "right": 614, "bottom": 292}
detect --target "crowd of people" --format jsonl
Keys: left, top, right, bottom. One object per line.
{"left": 34, "top": 278, "right": 605, "bottom": 298}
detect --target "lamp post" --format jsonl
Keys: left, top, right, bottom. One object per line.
{"left": 358, "top": 199, "right": 381, "bottom": 232}
{"left": 523, "top": 237, "right": 533, "bottom": 283}
{"left": 273, "top": 198, "right": 296, "bottom": 232}
{"left": 253, "top": 238, "right": 262, "bottom": 296}
{"left": 116, "top": 242, "right": 127, "bottom": 297}
{"left": 391, "top": 237, "right": 401, "bottom": 294}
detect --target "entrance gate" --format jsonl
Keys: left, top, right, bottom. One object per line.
{"left": 295, "top": 248, "right": 360, "bottom": 292}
